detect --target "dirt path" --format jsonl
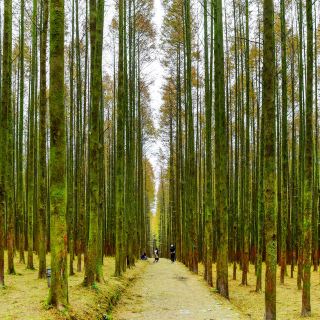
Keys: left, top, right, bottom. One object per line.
{"left": 112, "top": 259, "right": 247, "bottom": 320}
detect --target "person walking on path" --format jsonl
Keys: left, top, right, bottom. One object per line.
{"left": 154, "top": 248, "right": 159, "bottom": 263}
{"left": 170, "top": 244, "right": 176, "bottom": 263}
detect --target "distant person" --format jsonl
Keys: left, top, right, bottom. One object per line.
{"left": 154, "top": 248, "right": 159, "bottom": 263}
{"left": 141, "top": 252, "right": 147, "bottom": 260}
{"left": 170, "top": 244, "right": 176, "bottom": 263}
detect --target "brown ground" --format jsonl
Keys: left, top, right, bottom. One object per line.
{"left": 0, "top": 252, "right": 146, "bottom": 320}
{"left": 112, "top": 258, "right": 247, "bottom": 320}
{"left": 199, "top": 263, "right": 320, "bottom": 319}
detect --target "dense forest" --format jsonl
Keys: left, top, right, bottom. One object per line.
{"left": 158, "top": 0, "right": 318, "bottom": 318}
{"left": 0, "top": 0, "right": 156, "bottom": 313}
{"left": 0, "top": 0, "right": 319, "bottom": 319}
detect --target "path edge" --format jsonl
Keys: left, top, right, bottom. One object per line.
{"left": 69, "top": 261, "right": 149, "bottom": 320}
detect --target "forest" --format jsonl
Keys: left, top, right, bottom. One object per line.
{"left": 0, "top": 0, "right": 319, "bottom": 319}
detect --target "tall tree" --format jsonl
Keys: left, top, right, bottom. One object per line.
{"left": 47, "top": 0, "right": 68, "bottom": 309}
{"left": 115, "top": 0, "right": 126, "bottom": 276}
{"left": 68, "top": 0, "right": 75, "bottom": 277}
{"left": 204, "top": 0, "right": 213, "bottom": 287}
{"left": 4, "top": 0, "right": 14, "bottom": 275}
{"left": 301, "top": 0, "right": 313, "bottom": 315}
{"left": 262, "top": 0, "right": 276, "bottom": 317}
{"left": 18, "top": 0, "right": 25, "bottom": 265}
{"left": 242, "top": 0, "right": 250, "bottom": 286}
{"left": 214, "top": 0, "right": 229, "bottom": 298}
{"left": 297, "top": 0, "right": 304, "bottom": 291}
{"left": 280, "top": 0, "right": 289, "bottom": 285}
{"left": 85, "top": 0, "right": 105, "bottom": 285}
{"left": 27, "top": 0, "right": 38, "bottom": 270}
{"left": 38, "top": 0, "right": 49, "bottom": 279}
{"left": 0, "top": 7, "right": 4, "bottom": 288}
{"left": 185, "top": 0, "right": 198, "bottom": 274}
{"left": 0, "top": 0, "right": 13, "bottom": 282}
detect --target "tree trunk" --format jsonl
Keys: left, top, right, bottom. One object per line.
{"left": 214, "top": 0, "right": 229, "bottom": 298}
{"left": 262, "top": 0, "right": 276, "bottom": 316}
{"left": 47, "top": 0, "right": 68, "bottom": 310}
{"left": 301, "top": 0, "right": 313, "bottom": 315}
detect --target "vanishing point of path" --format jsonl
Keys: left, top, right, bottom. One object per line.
{"left": 112, "top": 259, "right": 247, "bottom": 320}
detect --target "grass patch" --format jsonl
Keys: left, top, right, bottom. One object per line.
{"left": 0, "top": 252, "right": 146, "bottom": 320}
{"left": 199, "top": 262, "right": 320, "bottom": 319}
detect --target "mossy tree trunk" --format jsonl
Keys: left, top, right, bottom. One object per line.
{"left": 175, "top": 44, "right": 182, "bottom": 262}
{"left": 232, "top": 0, "right": 239, "bottom": 281}
{"left": 312, "top": 6, "right": 319, "bottom": 272}
{"left": 241, "top": 0, "right": 250, "bottom": 286}
{"left": 27, "top": 0, "right": 38, "bottom": 270}
{"left": 203, "top": 0, "right": 213, "bottom": 287}
{"left": 84, "top": 0, "right": 105, "bottom": 286}
{"left": 0, "top": 4, "right": 4, "bottom": 288}
{"left": 48, "top": 0, "right": 68, "bottom": 310}
{"left": 18, "top": 0, "right": 25, "bottom": 265}
{"left": 297, "top": 0, "right": 304, "bottom": 291}
{"left": 38, "top": 0, "right": 49, "bottom": 279}
{"left": 75, "top": 0, "right": 84, "bottom": 272}
{"left": 280, "top": 0, "right": 288, "bottom": 285}
{"left": 184, "top": 0, "right": 198, "bottom": 274}
{"left": 68, "top": 0, "right": 75, "bottom": 277}
{"left": 4, "top": 0, "right": 14, "bottom": 276}
{"left": 0, "top": 0, "right": 13, "bottom": 281}
{"left": 290, "top": 36, "right": 297, "bottom": 279}
{"left": 262, "top": 0, "right": 276, "bottom": 316}
{"left": 256, "top": 7, "right": 263, "bottom": 292}
{"left": 301, "top": 0, "right": 313, "bottom": 315}
{"left": 115, "top": 0, "right": 126, "bottom": 277}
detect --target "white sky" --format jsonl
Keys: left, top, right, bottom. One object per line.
{"left": 146, "top": 0, "right": 165, "bottom": 195}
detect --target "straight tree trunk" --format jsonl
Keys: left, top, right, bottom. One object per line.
{"left": 312, "top": 6, "right": 319, "bottom": 272}
{"left": 242, "top": 0, "right": 250, "bottom": 285}
{"left": 75, "top": 0, "right": 83, "bottom": 272}
{"left": 301, "top": 0, "right": 313, "bottom": 315}
{"left": 47, "top": 0, "right": 68, "bottom": 310}
{"left": 290, "top": 33, "right": 297, "bottom": 279}
{"left": 214, "top": 0, "right": 229, "bottom": 298}
{"left": 280, "top": 0, "right": 289, "bottom": 285}
{"left": 115, "top": 0, "right": 126, "bottom": 277}
{"left": 185, "top": 0, "right": 198, "bottom": 275}
{"left": 0, "top": 8, "right": 4, "bottom": 287}
{"left": 4, "top": 0, "right": 14, "bottom": 275}
{"left": 297, "top": 0, "right": 304, "bottom": 291}
{"left": 203, "top": 0, "right": 213, "bottom": 287}
{"left": 27, "top": 0, "right": 38, "bottom": 270}
{"left": 262, "top": 0, "right": 276, "bottom": 316}
{"left": 18, "top": 0, "right": 25, "bottom": 265}
{"left": 0, "top": 0, "right": 13, "bottom": 282}
{"left": 85, "top": 0, "right": 105, "bottom": 285}
{"left": 38, "top": 0, "right": 49, "bottom": 280}
{"left": 68, "top": 0, "right": 75, "bottom": 277}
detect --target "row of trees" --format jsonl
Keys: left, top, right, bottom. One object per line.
{"left": 157, "top": 0, "right": 317, "bottom": 318}
{"left": 0, "top": 0, "right": 155, "bottom": 311}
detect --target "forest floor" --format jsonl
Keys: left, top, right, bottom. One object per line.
{"left": 0, "top": 252, "right": 147, "bottom": 320}
{"left": 112, "top": 258, "right": 247, "bottom": 320}
{"left": 2, "top": 253, "right": 320, "bottom": 320}
{"left": 198, "top": 263, "right": 320, "bottom": 319}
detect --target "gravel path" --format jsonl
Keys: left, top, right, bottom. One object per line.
{"left": 112, "top": 259, "right": 247, "bottom": 320}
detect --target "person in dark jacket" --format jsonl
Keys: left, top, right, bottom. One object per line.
{"left": 141, "top": 252, "right": 147, "bottom": 260}
{"left": 154, "top": 248, "right": 159, "bottom": 262}
{"left": 170, "top": 244, "right": 176, "bottom": 263}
